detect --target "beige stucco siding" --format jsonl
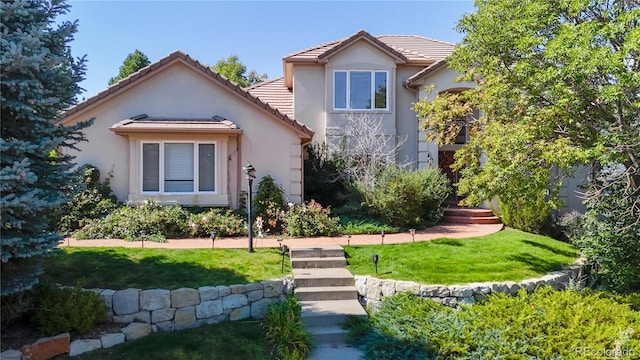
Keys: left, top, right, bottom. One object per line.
{"left": 63, "top": 61, "right": 305, "bottom": 207}
{"left": 324, "top": 40, "right": 398, "bottom": 139}
{"left": 293, "top": 65, "right": 326, "bottom": 139}
{"left": 396, "top": 66, "right": 424, "bottom": 167}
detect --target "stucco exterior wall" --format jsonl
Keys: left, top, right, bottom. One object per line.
{"left": 293, "top": 65, "right": 326, "bottom": 140}
{"left": 62, "top": 61, "right": 305, "bottom": 207}
{"left": 396, "top": 66, "right": 424, "bottom": 167}
{"left": 323, "top": 41, "right": 398, "bottom": 146}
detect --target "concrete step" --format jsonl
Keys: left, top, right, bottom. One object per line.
{"left": 290, "top": 246, "right": 344, "bottom": 259}
{"left": 306, "top": 344, "right": 364, "bottom": 360}
{"left": 442, "top": 207, "right": 495, "bottom": 217}
{"left": 307, "top": 325, "right": 349, "bottom": 346}
{"left": 299, "top": 300, "right": 367, "bottom": 328}
{"left": 443, "top": 215, "right": 501, "bottom": 224}
{"left": 295, "top": 286, "right": 358, "bottom": 301}
{"left": 293, "top": 268, "right": 355, "bottom": 288}
{"left": 291, "top": 257, "right": 347, "bottom": 269}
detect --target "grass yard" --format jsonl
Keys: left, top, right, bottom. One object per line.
{"left": 74, "top": 321, "right": 271, "bottom": 360}
{"left": 44, "top": 247, "right": 290, "bottom": 290}
{"left": 345, "top": 228, "right": 578, "bottom": 284}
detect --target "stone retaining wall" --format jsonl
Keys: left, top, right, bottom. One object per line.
{"left": 2, "top": 279, "right": 292, "bottom": 359}
{"left": 355, "top": 264, "right": 583, "bottom": 310}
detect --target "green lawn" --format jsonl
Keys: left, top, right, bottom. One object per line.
{"left": 76, "top": 321, "right": 271, "bottom": 360}
{"left": 44, "top": 247, "right": 290, "bottom": 290}
{"left": 345, "top": 228, "right": 579, "bottom": 284}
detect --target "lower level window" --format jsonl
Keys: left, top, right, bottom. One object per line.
{"left": 142, "top": 141, "right": 216, "bottom": 193}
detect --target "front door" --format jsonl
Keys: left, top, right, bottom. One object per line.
{"left": 438, "top": 150, "right": 462, "bottom": 201}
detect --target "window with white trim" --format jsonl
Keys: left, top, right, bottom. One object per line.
{"left": 334, "top": 70, "right": 388, "bottom": 110}
{"left": 141, "top": 141, "right": 216, "bottom": 193}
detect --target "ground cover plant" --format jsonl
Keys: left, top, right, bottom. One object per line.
{"left": 43, "top": 247, "right": 290, "bottom": 290}
{"left": 345, "top": 229, "right": 578, "bottom": 284}
{"left": 348, "top": 289, "right": 640, "bottom": 359}
{"left": 75, "top": 320, "right": 272, "bottom": 360}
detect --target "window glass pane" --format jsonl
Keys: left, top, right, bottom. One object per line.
{"left": 350, "top": 71, "right": 372, "bottom": 109}
{"left": 334, "top": 72, "right": 347, "bottom": 109}
{"left": 198, "top": 144, "right": 215, "bottom": 191}
{"left": 374, "top": 72, "right": 387, "bottom": 109}
{"left": 164, "top": 143, "right": 194, "bottom": 192}
{"left": 142, "top": 143, "right": 159, "bottom": 192}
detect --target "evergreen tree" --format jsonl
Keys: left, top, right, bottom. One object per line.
{"left": 1, "top": 0, "right": 93, "bottom": 295}
{"left": 108, "top": 49, "right": 150, "bottom": 85}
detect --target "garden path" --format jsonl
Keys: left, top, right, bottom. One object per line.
{"left": 59, "top": 223, "right": 503, "bottom": 249}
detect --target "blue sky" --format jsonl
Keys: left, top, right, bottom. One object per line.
{"left": 62, "top": 1, "right": 475, "bottom": 98}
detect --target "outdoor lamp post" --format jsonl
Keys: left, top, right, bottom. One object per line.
{"left": 243, "top": 162, "right": 256, "bottom": 253}
{"left": 346, "top": 234, "right": 351, "bottom": 247}
{"left": 372, "top": 254, "right": 379, "bottom": 274}
{"left": 66, "top": 231, "right": 70, "bottom": 247}
{"left": 210, "top": 231, "right": 217, "bottom": 249}
{"left": 381, "top": 230, "right": 385, "bottom": 245}
{"left": 281, "top": 244, "right": 289, "bottom": 274}
{"left": 409, "top": 228, "right": 416, "bottom": 242}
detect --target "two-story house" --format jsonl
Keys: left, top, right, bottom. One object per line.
{"left": 60, "top": 30, "right": 585, "bottom": 211}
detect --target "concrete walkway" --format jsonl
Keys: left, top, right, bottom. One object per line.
{"left": 59, "top": 223, "right": 503, "bottom": 249}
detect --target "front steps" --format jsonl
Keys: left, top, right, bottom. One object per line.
{"left": 442, "top": 203, "right": 501, "bottom": 225}
{"left": 290, "top": 245, "right": 367, "bottom": 357}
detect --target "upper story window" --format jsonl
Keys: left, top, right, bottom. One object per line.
{"left": 334, "top": 70, "right": 388, "bottom": 111}
{"left": 142, "top": 141, "right": 216, "bottom": 194}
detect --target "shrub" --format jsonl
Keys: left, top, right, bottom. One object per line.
{"left": 363, "top": 166, "right": 450, "bottom": 228}
{"left": 350, "top": 288, "right": 640, "bottom": 359}
{"left": 263, "top": 294, "right": 312, "bottom": 360}
{"left": 340, "top": 217, "right": 399, "bottom": 235}
{"left": 75, "top": 201, "right": 190, "bottom": 242}
{"left": 498, "top": 192, "right": 550, "bottom": 233}
{"left": 282, "top": 200, "right": 342, "bottom": 237}
{"left": 1, "top": 291, "right": 35, "bottom": 330}
{"left": 31, "top": 279, "right": 107, "bottom": 335}
{"left": 304, "top": 143, "right": 350, "bottom": 208}
{"left": 55, "top": 164, "right": 121, "bottom": 232}
{"left": 188, "top": 208, "right": 247, "bottom": 237}
{"left": 254, "top": 176, "right": 286, "bottom": 233}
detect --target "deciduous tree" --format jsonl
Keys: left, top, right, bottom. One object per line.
{"left": 212, "top": 55, "right": 267, "bottom": 88}
{"left": 414, "top": 0, "right": 639, "bottom": 290}
{"left": 1, "top": 0, "right": 92, "bottom": 295}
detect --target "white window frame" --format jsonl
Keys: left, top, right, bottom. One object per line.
{"left": 333, "top": 70, "right": 389, "bottom": 111}
{"left": 140, "top": 140, "right": 217, "bottom": 195}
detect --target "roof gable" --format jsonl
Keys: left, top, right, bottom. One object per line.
{"left": 60, "top": 51, "right": 313, "bottom": 141}
{"left": 282, "top": 30, "right": 455, "bottom": 88}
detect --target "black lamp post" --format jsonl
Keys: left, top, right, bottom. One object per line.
{"left": 372, "top": 253, "right": 379, "bottom": 274}
{"left": 381, "top": 230, "right": 385, "bottom": 245}
{"left": 66, "top": 231, "right": 70, "bottom": 247}
{"left": 346, "top": 234, "right": 351, "bottom": 247}
{"left": 141, "top": 231, "right": 145, "bottom": 248}
{"left": 281, "top": 244, "right": 289, "bottom": 274}
{"left": 409, "top": 228, "right": 416, "bottom": 242}
{"left": 210, "top": 231, "right": 217, "bottom": 249}
{"left": 243, "top": 162, "right": 256, "bottom": 253}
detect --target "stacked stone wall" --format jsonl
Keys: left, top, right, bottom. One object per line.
{"left": 2, "top": 279, "right": 291, "bottom": 359}
{"left": 355, "top": 265, "right": 583, "bottom": 310}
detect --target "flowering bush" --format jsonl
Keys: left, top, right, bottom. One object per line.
{"left": 188, "top": 208, "right": 247, "bottom": 237}
{"left": 282, "top": 200, "right": 342, "bottom": 237}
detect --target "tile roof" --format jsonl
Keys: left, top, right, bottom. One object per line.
{"left": 403, "top": 59, "right": 449, "bottom": 88}
{"left": 60, "top": 51, "right": 313, "bottom": 141}
{"left": 110, "top": 114, "right": 243, "bottom": 135}
{"left": 246, "top": 77, "right": 293, "bottom": 118}
{"left": 284, "top": 30, "right": 454, "bottom": 64}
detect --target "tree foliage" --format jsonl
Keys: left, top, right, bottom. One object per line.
{"left": 212, "top": 54, "right": 268, "bottom": 88}
{"left": 108, "top": 49, "right": 150, "bottom": 85}
{"left": 0, "top": 0, "right": 92, "bottom": 295}
{"left": 414, "top": 0, "right": 639, "bottom": 289}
